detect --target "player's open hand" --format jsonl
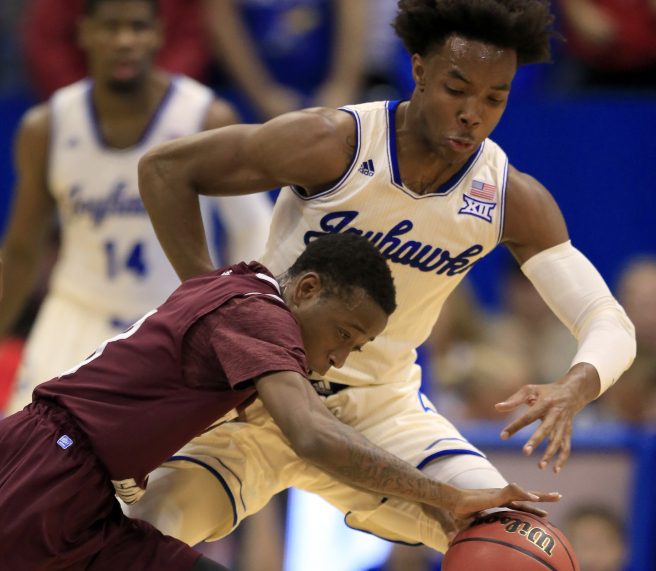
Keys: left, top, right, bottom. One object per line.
{"left": 424, "top": 484, "right": 560, "bottom": 543}
{"left": 495, "top": 364, "right": 599, "bottom": 473}
{"left": 449, "top": 483, "right": 561, "bottom": 519}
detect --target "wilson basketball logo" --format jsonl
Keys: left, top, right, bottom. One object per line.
{"left": 443, "top": 510, "right": 579, "bottom": 571}
{"left": 484, "top": 513, "right": 556, "bottom": 556}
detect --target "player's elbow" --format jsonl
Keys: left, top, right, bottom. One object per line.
{"left": 287, "top": 430, "right": 324, "bottom": 461}
{"left": 138, "top": 142, "right": 178, "bottom": 201}
{"left": 286, "top": 424, "right": 333, "bottom": 463}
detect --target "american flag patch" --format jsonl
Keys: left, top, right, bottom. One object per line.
{"left": 469, "top": 179, "right": 496, "bottom": 201}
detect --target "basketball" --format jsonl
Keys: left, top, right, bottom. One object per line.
{"left": 442, "top": 511, "right": 580, "bottom": 571}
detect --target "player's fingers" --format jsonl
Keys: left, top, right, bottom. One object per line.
{"left": 519, "top": 407, "right": 562, "bottom": 455}
{"left": 553, "top": 425, "right": 573, "bottom": 473}
{"left": 538, "top": 422, "right": 567, "bottom": 469}
{"left": 501, "top": 483, "right": 541, "bottom": 503}
{"left": 495, "top": 385, "right": 538, "bottom": 412}
{"left": 500, "top": 402, "right": 550, "bottom": 444}
{"left": 527, "top": 491, "right": 562, "bottom": 503}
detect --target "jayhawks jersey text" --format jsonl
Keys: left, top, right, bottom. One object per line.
{"left": 261, "top": 99, "right": 509, "bottom": 387}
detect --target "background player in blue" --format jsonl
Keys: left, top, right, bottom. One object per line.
{"left": 133, "top": 0, "right": 636, "bottom": 555}
{"left": 0, "top": 0, "right": 272, "bottom": 415}
{"left": 0, "top": 233, "right": 557, "bottom": 570}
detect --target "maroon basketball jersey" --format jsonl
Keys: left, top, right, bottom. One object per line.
{"left": 35, "top": 262, "right": 308, "bottom": 487}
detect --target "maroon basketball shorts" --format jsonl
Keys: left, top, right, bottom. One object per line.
{"left": 0, "top": 400, "right": 200, "bottom": 570}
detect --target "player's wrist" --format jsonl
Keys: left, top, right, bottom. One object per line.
{"left": 556, "top": 362, "right": 600, "bottom": 408}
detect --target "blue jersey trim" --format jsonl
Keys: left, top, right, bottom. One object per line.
{"left": 423, "top": 436, "right": 470, "bottom": 451}
{"left": 386, "top": 99, "right": 403, "bottom": 189}
{"left": 497, "top": 155, "right": 509, "bottom": 244}
{"left": 289, "top": 106, "right": 361, "bottom": 200}
{"left": 386, "top": 99, "right": 484, "bottom": 198}
{"left": 86, "top": 77, "right": 176, "bottom": 151}
{"left": 343, "top": 511, "right": 422, "bottom": 546}
{"left": 416, "top": 449, "right": 485, "bottom": 470}
{"left": 418, "top": 391, "right": 437, "bottom": 413}
{"left": 433, "top": 142, "right": 484, "bottom": 195}
{"left": 167, "top": 454, "right": 239, "bottom": 528}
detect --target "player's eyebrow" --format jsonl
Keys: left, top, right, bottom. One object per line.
{"left": 447, "top": 68, "right": 511, "bottom": 91}
{"left": 347, "top": 322, "right": 367, "bottom": 335}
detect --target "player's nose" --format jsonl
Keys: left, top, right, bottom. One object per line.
{"left": 328, "top": 349, "right": 348, "bottom": 369}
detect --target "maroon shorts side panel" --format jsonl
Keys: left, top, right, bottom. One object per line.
{"left": 0, "top": 402, "right": 200, "bottom": 571}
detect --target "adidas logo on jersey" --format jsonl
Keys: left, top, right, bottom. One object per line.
{"left": 358, "top": 159, "right": 375, "bottom": 176}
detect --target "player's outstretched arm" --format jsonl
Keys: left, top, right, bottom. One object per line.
{"left": 255, "top": 371, "right": 560, "bottom": 519}
{"left": 138, "top": 108, "right": 354, "bottom": 281}
{"left": 0, "top": 104, "right": 55, "bottom": 337}
{"left": 500, "top": 166, "right": 636, "bottom": 473}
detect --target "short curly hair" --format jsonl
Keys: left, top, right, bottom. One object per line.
{"left": 393, "top": 0, "right": 557, "bottom": 65}
{"left": 84, "top": 0, "right": 159, "bottom": 16}
{"left": 288, "top": 233, "right": 397, "bottom": 317}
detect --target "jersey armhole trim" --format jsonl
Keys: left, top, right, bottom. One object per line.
{"left": 288, "top": 107, "right": 362, "bottom": 201}
{"left": 496, "top": 156, "right": 509, "bottom": 245}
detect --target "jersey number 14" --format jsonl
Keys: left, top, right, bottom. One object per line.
{"left": 104, "top": 240, "right": 147, "bottom": 279}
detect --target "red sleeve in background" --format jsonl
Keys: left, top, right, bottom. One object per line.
{"left": 563, "top": 0, "right": 656, "bottom": 70}
{"left": 0, "top": 338, "right": 24, "bottom": 412}
{"left": 157, "top": 0, "right": 211, "bottom": 82}
{"left": 22, "top": 0, "right": 87, "bottom": 100}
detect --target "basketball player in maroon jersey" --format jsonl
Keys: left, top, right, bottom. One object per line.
{"left": 0, "top": 234, "right": 556, "bottom": 570}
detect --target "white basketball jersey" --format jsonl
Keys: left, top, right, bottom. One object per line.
{"left": 261, "top": 100, "right": 509, "bottom": 387}
{"left": 48, "top": 76, "right": 213, "bottom": 324}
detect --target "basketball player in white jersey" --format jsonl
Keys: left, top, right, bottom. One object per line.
{"left": 0, "top": 0, "right": 272, "bottom": 415}
{"left": 130, "top": 0, "right": 636, "bottom": 553}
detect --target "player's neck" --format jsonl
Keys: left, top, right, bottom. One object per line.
{"left": 91, "top": 71, "right": 170, "bottom": 118}
{"left": 394, "top": 101, "right": 471, "bottom": 195}
{"left": 90, "top": 71, "right": 171, "bottom": 149}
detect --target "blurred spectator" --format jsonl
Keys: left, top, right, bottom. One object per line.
{"left": 597, "top": 352, "right": 656, "bottom": 424}
{"left": 360, "top": 0, "right": 414, "bottom": 101}
{"left": 554, "top": 0, "right": 656, "bottom": 90}
{"left": 436, "top": 343, "right": 532, "bottom": 425}
{"left": 564, "top": 504, "right": 628, "bottom": 571}
{"left": 617, "top": 257, "right": 656, "bottom": 355}
{"left": 427, "top": 280, "right": 484, "bottom": 366}
{"left": 591, "top": 257, "right": 656, "bottom": 424}
{"left": 483, "top": 264, "right": 577, "bottom": 386}
{"left": 22, "top": 0, "right": 212, "bottom": 100}
{"left": 204, "top": 0, "right": 367, "bottom": 121}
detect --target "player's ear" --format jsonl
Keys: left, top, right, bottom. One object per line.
{"left": 411, "top": 53, "right": 426, "bottom": 90}
{"left": 293, "top": 272, "right": 322, "bottom": 304}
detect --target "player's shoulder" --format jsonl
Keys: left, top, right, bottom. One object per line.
{"left": 18, "top": 102, "right": 50, "bottom": 141}
{"left": 168, "top": 74, "right": 239, "bottom": 131}
{"left": 170, "top": 73, "right": 209, "bottom": 92}
{"left": 506, "top": 164, "right": 558, "bottom": 212}
{"left": 284, "top": 106, "right": 355, "bottom": 135}
{"left": 263, "top": 106, "right": 357, "bottom": 158}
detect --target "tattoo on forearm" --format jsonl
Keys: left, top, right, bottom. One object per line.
{"left": 315, "top": 421, "right": 450, "bottom": 507}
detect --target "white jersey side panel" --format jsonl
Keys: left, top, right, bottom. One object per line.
{"left": 261, "top": 100, "right": 508, "bottom": 387}
{"left": 47, "top": 76, "right": 213, "bottom": 322}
